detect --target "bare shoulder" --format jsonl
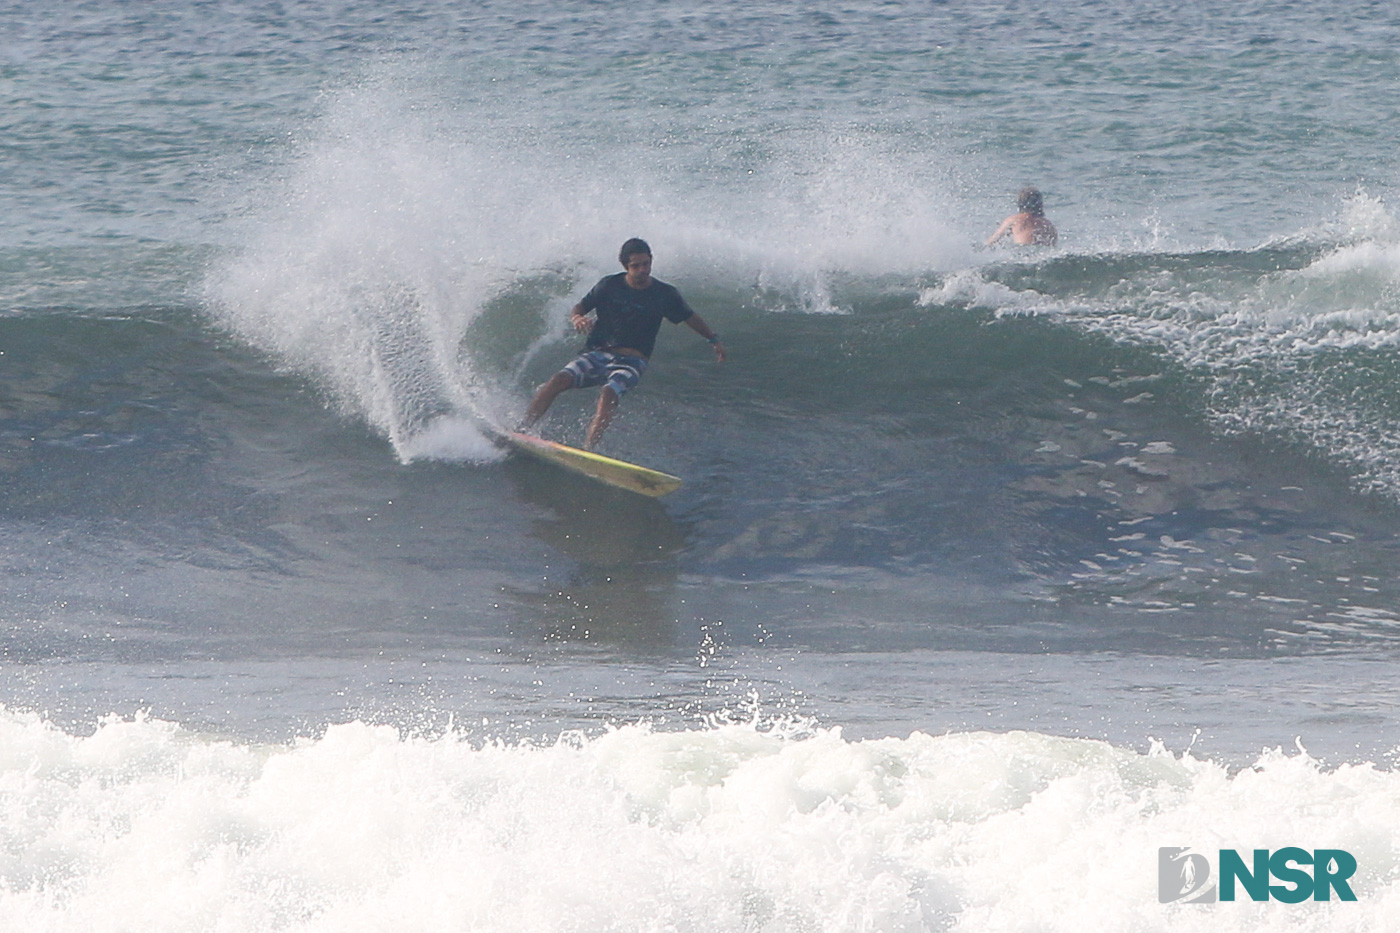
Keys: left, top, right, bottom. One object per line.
{"left": 1010, "top": 213, "right": 1057, "bottom": 246}
{"left": 1030, "top": 216, "right": 1057, "bottom": 246}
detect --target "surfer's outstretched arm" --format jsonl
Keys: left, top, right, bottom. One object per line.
{"left": 684, "top": 313, "right": 726, "bottom": 362}
{"left": 985, "top": 216, "right": 1015, "bottom": 246}
{"left": 568, "top": 302, "right": 594, "bottom": 334}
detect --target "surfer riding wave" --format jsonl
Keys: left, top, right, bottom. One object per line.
{"left": 521, "top": 238, "right": 726, "bottom": 449}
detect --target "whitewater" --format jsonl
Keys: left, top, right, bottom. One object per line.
{"left": 4, "top": 709, "right": 1399, "bottom": 932}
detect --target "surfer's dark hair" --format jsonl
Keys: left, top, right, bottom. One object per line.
{"left": 1017, "top": 187, "right": 1045, "bottom": 216}
{"left": 619, "top": 238, "right": 652, "bottom": 264}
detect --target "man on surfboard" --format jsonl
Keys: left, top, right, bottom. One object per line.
{"left": 521, "top": 238, "right": 726, "bottom": 449}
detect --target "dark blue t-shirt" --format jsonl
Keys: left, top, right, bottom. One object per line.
{"left": 578, "top": 273, "right": 694, "bottom": 358}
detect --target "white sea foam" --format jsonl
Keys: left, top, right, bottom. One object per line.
{"left": 918, "top": 269, "right": 1055, "bottom": 314}
{"left": 395, "top": 416, "right": 504, "bottom": 464}
{"left": 1, "top": 706, "right": 1396, "bottom": 932}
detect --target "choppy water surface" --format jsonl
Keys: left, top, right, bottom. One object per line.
{"left": 5, "top": 1, "right": 1400, "bottom": 929}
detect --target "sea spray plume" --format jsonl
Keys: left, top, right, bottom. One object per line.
{"left": 205, "top": 61, "right": 977, "bottom": 457}
{"left": 203, "top": 72, "right": 609, "bottom": 462}
{"left": 205, "top": 107, "right": 486, "bottom": 456}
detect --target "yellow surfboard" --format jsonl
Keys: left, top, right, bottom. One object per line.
{"left": 501, "top": 431, "right": 683, "bottom": 498}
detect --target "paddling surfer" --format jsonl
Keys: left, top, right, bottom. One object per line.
{"left": 521, "top": 238, "right": 726, "bottom": 449}
{"left": 985, "top": 187, "right": 1058, "bottom": 247}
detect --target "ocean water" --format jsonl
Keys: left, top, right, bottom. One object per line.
{"left": 5, "top": 1, "right": 1400, "bottom": 929}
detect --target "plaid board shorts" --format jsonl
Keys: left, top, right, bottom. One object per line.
{"left": 562, "top": 350, "right": 649, "bottom": 397}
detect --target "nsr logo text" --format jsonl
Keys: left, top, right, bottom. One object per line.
{"left": 1159, "top": 847, "right": 1357, "bottom": 904}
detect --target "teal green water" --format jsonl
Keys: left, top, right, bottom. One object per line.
{"left": 10, "top": 4, "right": 1400, "bottom": 930}
{"left": 5, "top": 0, "right": 1400, "bottom": 759}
